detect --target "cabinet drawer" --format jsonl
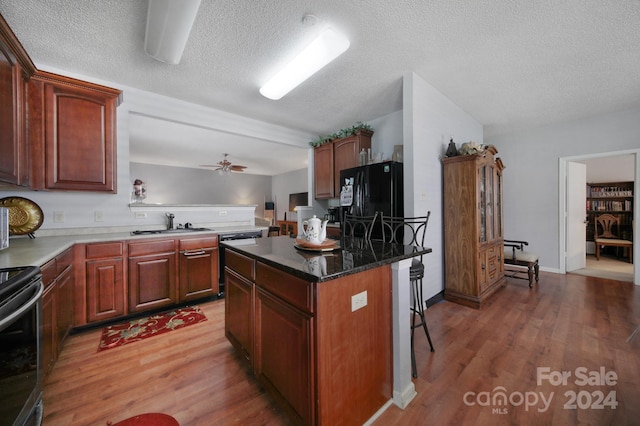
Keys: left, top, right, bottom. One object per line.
{"left": 256, "top": 262, "right": 313, "bottom": 314}
{"left": 179, "top": 236, "right": 218, "bottom": 251}
{"left": 40, "top": 259, "right": 57, "bottom": 288}
{"left": 225, "top": 250, "right": 254, "bottom": 281}
{"left": 128, "top": 239, "right": 176, "bottom": 256}
{"left": 86, "top": 242, "right": 123, "bottom": 259}
{"left": 56, "top": 248, "right": 73, "bottom": 274}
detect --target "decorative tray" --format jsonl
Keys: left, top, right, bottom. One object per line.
{"left": 294, "top": 238, "right": 340, "bottom": 252}
{"left": 0, "top": 196, "right": 44, "bottom": 236}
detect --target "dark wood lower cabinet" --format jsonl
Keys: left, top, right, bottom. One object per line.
{"left": 255, "top": 288, "right": 313, "bottom": 425}
{"left": 41, "top": 283, "right": 56, "bottom": 375}
{"left": 55, "top": 265, "right": 74, "bottom": 346}
{"left": 225, "top": 268, "right": 254, "bottom": 364}
{"left": 86, "top": 257, "right": 125, "bottom": 323}
{"left": 128, "top": 252, "right": 177, "bottom": 313}
{"left": 40, "top": 248, "right": 75, "bottom": 378}
{"left": 179, "top": 236, "right": 219, "bottom": 302}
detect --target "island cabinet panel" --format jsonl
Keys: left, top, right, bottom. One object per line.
{"left": 225, "top": 267, "right": 254, "bottom": 364}
{"left": 179, "top": 236, "right": 219, "bottom": 302}
{"left": 254, "top": 287, "right": 313, "bottom": 426}
{"left": 85, "top": 242, "right": 125, "bottom": 323}
{"left": 315, "top": 265, "right": 392, "bottom": 426}
{"left": 128, "top": 239, "right": 177, "bottom": 313}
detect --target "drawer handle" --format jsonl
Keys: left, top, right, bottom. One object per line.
{"left": 184, "top": 250, "right": 205, "bottom": 256}
{"left": 482, "top": 263, "right": 486, "bottom": 270}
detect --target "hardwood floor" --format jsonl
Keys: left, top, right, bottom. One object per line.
{"left": 43, "top": 272, "right": 640, "bottom": 425}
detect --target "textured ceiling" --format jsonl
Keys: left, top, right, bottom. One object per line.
{"left": 1, "top": 0, "right": 639, "bottom": 175}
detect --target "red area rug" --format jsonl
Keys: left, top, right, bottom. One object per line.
{"left": 98, "top": 306, "right": 207, "bottom": 352}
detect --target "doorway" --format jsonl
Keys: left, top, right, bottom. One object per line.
{"left": 559, "top": 150, "right": 639, "bottom": 285}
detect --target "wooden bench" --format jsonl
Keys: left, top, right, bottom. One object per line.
{"left": 504, "top": 239, "right": 539, "bottom": 288}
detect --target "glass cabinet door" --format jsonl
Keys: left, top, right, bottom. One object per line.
{"left": 486, "top": 164, "right": 495, "bottom": 241}
{"left": 479, "top": 165, "right": 486, "bottom": 243}
{"left": 479, "top": 163, "right": 497, "bottom": 243}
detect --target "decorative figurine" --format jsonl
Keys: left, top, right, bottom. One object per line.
{"left": 445, "top": 138, "right": 459, "bottom": 157}
{"left": 132, "top": 179, "right": 146, "bottom": 203}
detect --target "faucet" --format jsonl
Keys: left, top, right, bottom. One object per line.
{"left": 165, "top": 212, "right": 175, "bottom": 230}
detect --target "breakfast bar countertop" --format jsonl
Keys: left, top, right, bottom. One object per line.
{"left": 222, "top": 235, "right": 432, "bottom": 283}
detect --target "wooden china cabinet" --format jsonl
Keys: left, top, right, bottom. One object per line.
{"left": 443, "top": 146, "right": 507, "bottom": 309}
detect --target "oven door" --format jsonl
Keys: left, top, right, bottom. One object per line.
{"left": 0, "top": 269, "right": 44, "bottom": 426}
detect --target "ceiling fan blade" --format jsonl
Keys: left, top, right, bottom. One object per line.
{"left": 199, "top": 164, "right": 219, "bottom": 168}
{"left": 230, "top": 165, "right": 247, "bottom": 171}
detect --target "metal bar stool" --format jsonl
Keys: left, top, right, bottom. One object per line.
{"left": 380, "top": 212, "right": 434, "bottom": 378}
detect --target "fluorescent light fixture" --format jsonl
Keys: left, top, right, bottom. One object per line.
{"left": 260, "top": 28, "right": 350, "bottom": 100}
{"left": 144, "top": 0, "right": 202, "bottom": 64}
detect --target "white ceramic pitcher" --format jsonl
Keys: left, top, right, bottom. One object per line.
{"left": 302, "top": 215, "right": 328, "bottom": 245}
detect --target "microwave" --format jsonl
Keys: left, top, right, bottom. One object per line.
{"left": 0, "top": 207, "right": 8, "bottom": 250}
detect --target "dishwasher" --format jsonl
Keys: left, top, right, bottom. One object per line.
{"left": 218, "top": 230, "right": 263, "bottom": 295}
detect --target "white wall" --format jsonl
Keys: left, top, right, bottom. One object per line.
{"left": 130, "top": 162, "right": 272, "bottom": 216}
{"left": 272, "top": 168, "right": 309, "bottom": 221}
{"left": 487, "top": 106, "right": 640, "bottom": 271}
{"left": 403, "top": 72, "right": 484, "bottom": 301}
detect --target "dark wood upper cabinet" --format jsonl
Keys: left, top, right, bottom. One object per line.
{"left": 313, "top": 130, "right": 372, "bottom": 199}
{"left": 0, "top": 14, "right": 35, "bottom": 187}
{"left": 28, "top": 71, "right": 122, "bottom": 192}
{"left": 0, "top": 13, "right": 122, "bottom": 192}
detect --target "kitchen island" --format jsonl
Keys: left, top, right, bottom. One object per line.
{"left": 222, "top": 235, "right": 431, "bottom": 426}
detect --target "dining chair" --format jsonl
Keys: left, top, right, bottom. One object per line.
{"left": 594, "top": 214, "right": 633, "bottom": 262}
{"left": 379, "top": 212, "right": 434, "bottom": 378}
{"left": 342, "top": 212, "right": 379, "bottom": 240}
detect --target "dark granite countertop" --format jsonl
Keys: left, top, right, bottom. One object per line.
{"left": 222, "top": 235, "right": 432, "bottom": 283}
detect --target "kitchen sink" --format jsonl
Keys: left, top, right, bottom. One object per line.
{"left": 130, "top": 227, "right": 213, "bottom": 235}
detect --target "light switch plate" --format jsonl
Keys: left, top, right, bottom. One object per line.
{"left": 351, "top": 290, "right": 367, "bottom": 312}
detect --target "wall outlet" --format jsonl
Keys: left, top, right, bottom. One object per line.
{"left": 219, "top": 211, "right": 227, "bottom": 216}
{"left": 53, "top": 211, "right": 65, "bottom": 223}
{"left": 134, "top": 212, "right": 147, "bottom": 219}
{"left": 351, "top": 290, "right": 368, "bottom": 312}
{"left": 94, "top": 211, "right": 104, "bottom": 222}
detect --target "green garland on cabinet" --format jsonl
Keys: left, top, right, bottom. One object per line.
{"left": 308, "top": 122, "right": 372, "bottom": 147}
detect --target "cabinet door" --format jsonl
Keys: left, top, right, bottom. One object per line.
{"left": 55, "top": 265, "right": 74, "bottom": 346}
{"left": 128, "top": 252, "right": 177, "bottom": 313}
{"left": 333, "top": 137, "right": 361, "bottom": 196}
{"left": 86, "top": 258, "right": 124, "bottom": 323}
{"left": 40, "top": 79, "right": 117, "bottom": 192}
{"left": 179, "top": 247, "right": 219, "bottom": 302}
{"left": 225, "top": 268, "right": 254, "bottom": 364}
{"left": 314, "top": 143, "right": 334, "bottom": 199}
{"left": 0, "top": 45, "right": 27, "bottom": 185}
{"left": 41, "top": 283, "right": 56, "bottom": 376}
{"left": 254, "top": 287, "right": 313, "bottom": 426}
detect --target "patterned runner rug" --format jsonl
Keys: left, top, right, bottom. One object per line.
{"left": 98, "top": 306, "right": 207, "bottom": 352}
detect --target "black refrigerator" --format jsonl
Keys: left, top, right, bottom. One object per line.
{"left": 339, "top": 161, "right": 403, "bottom": 239}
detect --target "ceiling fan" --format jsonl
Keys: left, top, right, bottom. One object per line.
{"left": 201, "top": 153, "right": 247, "bottom": 175}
